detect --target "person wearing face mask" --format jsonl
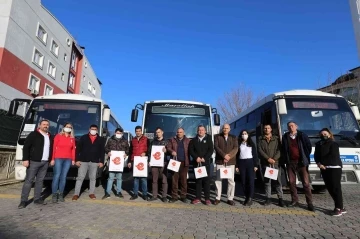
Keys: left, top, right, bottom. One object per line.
{"left": 314, "top": 128, "right": 346, "bottom": 216}
{"left": 235, "top": 130, "right": 258, "bottom": 206}
{"left": 102, "top": 128, "right": 129, "bottom": 199}
{"left": 214, "top": 124, "right": 238, "bottom": 206}
{"left": 50, "top": 123, "right": 76, "bottom": 203}
{"left": 72, "top": 124, "right": 105, "bottom": 201}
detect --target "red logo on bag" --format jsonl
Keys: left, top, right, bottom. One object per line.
{"left": 172, "top": 161, "right": 176, "bottom": 166}
{"left": 153, "top": 152, "right": 161, "bottom": 160}
{"left": 223, "top": 169, "right": 228, "bottom": 174}
{"left": 269, "top": 169, "right": 273, "bottom": 174}
{"left": 112, "top": 157, "right": 121, "bottom": 165}
{"left": 136, "top": 162, "right": 144, "bottom": 171}
{"left": 197, "top": 168, "right": 202, "bottom": 174}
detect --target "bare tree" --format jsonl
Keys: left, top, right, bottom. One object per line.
{"left": 217, "top": 83, "right": 264, "bottom": 123}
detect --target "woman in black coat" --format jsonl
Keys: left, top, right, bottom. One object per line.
{"left": 314, "top": 128, "right": 346, "bottom": 216}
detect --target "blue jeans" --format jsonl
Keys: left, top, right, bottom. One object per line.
{"left": 52, "top": 159, "right": 72, "bottom": 194}
{"left": 106, "top": 172, "right": 123, "bottom": 194}
{"left": 133, "top": 177, "right": 147, "bottom": 197}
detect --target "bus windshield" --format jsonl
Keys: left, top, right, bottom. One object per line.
{"left": 143, "top": 103, "right": 212, "bottom": 139}
{"left": 280, "top": 97, "right": 360, "bottom": 140}
{"left": 20, "top": 100, "right": 101, "bottom": 140}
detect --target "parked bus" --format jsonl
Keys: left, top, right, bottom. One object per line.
{"left": 123, "top": 131, "right": 133, "bottom": 146}
{"left": 228, "top": 89, "right": 360, "bottom": 191}
{"left": 6, "top": 94, "right": 123, "bottom": 182}
{"left": 130, "top": 100, "right": 221, "bottom": 178}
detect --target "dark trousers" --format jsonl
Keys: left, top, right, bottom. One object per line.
{"left": 21, "top": 161, "right": 48, "bottom": 202}
{"left": 171, "top": 162, "right": 188, "bottom": 199}
{"left": 239, "top": 159, "right": 255, "bottom": 199}
{"left": 287, "top": 162, "right": 313, "bottom": 204}
{"left": 195, "top": 165, "right": 211, "bottom": 200}
{"left": 152, "top": 166, "right": 168, "bottom": 198}
{"left": 321, "top": 168, "right": 344, "bottom": 209}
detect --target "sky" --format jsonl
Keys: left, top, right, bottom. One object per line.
{"left": 42, "top": 0, "right": 360, "bottom": 132}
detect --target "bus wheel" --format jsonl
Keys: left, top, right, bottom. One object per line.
{"left": 312, "top": 185, "right": 327, "bottom": 193}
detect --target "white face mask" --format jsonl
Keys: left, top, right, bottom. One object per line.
{"left": 115, "top": 134, "right": 123, "bottom": 139}
{"left": 90, "top": 130, "right": 97, "bottom": 135}
{"left": 64, "top": 127, "right": 72, "bottom": 133}
{"left": 242, "top": 134, "right": 248, "bottom": 141}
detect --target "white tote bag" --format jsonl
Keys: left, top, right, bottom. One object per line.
{"left": 194, "top": 163, "right": 208, "bottom": 179}
{"left": 167, "top": 157, "right": 181, "bottom": 172}
{"left": 133, "top": 156, "right": 148, "bottom": 177}
{"left": 220, "top": 164, "right": 232, "bottom": 179}
{"left": 264, "top": 166, "right": 279, "bottom": 180}
{"left": 108, "top": 150, "right": 125, "bottom": 172}
{"left": 149, "top": 145, "right": 165, "bottom": 167}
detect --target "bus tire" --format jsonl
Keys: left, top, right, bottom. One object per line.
{"left": 312, "top": 185, "right": 327, "bottom": 193}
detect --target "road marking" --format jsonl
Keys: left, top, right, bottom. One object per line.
{"left": 0, "top": 193, "right": 316, "bottom": 216}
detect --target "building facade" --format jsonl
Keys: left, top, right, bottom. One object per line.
{"left": 0, "top": 0, "right": 101, "bottom": 112}
{"left": 318, "top": 66, "right": 360, "bottom": 105}
{"left": 349, "top": 0, "right": 360, "bottom": 60}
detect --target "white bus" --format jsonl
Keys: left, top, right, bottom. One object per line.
{"left": 228, "top": 89, "right": 360, "bottom": 191}
{"left": 123, "top": 131, "right": 134, "bottom": 146}
{"left": 130, "top": 100, "right": 221, "bottom": 177}
{"left": 6, "top": 94, "right": 122, "bottom": 182}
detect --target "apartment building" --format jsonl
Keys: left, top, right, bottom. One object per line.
{"left": 0, "top": 0, "right": 102, "bottom": 111}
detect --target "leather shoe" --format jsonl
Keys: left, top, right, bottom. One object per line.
{"left": 213, "top": 200, "right": 220, "bottom": 205}
{"left": 89, "top": 194, "right": 96, "bottom": 200}
{"left": 72, "top": 195, "right": 79, "bottom": 201}
{"left": 130, "top": 195, "right": 138, "bottom": 200}
{"left": 227, "top": 200, "right": 235, "bottom": 206}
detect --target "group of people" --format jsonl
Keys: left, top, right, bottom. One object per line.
{"left": 17, "top": 119, "right": 346, "bottom": 216}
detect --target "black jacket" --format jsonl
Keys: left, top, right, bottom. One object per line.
{"left": 147, "top": 137, "right": 168, "bottom": 164}
{"left": 22, "top": 130, "right": 53, "bottom": 162}
{"left": 77, "top": 134, "right": 105, "bottom": 164}
{"left": 314, "top": 139, "right": 342, "bottom": 167}
{"left": 281, "top": 131, "right": 312, "bottom": 166}
{"left": 189, "top": 134, "right": 214, "bottom": 166}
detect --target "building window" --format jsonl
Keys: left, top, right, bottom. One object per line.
{"left": 69, "top": 73, "right": 75, "bottom": 89}
{"left": 92, "top": 86, "right": 96, "bottom": 95}
{"left": 51, "top": 40, "right": 59, "bottom": 56}
{"left": 36, "top": 24, "right": 47, "bottom": 45}
{"left": 61, "top": 73, "right": 65, "bottom": 81}
{"left": 28, "top": 73, "right": 40, "bottom": 91}
{"left": 88, "top": 81, "right": 92, "bottom": 91}
{"left": 44, "top": 84, "right": 54, "bottom": 96}
{"left": 71, "top": 51, "right": 77, "bottom": 71}
{"left": 32, "top": 48, "right": 44, "bottom": 68}
{"left": 83, "top": 75, "right": 86, "bottom": 81}
{"left": 47, "top": 62, "right": 56, "bottom": 79}
{"left": 64, "top": 53, "right": 67, "bottom": 62}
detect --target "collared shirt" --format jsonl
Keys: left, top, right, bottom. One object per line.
{"left": 198, "top": 135, "right": 205, "bottom": 142}
{"left": 239, "top": 142, "right": 252, "bottom": 159}
{"left": 290, "top": 133, "right": 297, "bottom": 140}
{"left": 40, "top": 131, "right": 50, "bottom": 161}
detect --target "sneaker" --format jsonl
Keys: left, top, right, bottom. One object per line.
{"left": 58, "top": 193, "right": 65, "bottom": 202}
{"left": 115, "top": 193, "right": 124, "bottom": 198}
{"left": 102, "top": 194, "right": 111, "bottom": 200}
{"left": 205, "top": 200, "right": 211, "bottom": 205}
{"left": 52, "top": 193, "right": 58, "bottom": 203}
{"left": 180, "top": 198, "right": 189, "bottom": 203}
{"left": 192, "top": 199, "right": 201, "bottom": 204}
{"left": 341, "top": 208, "right": 347, "bottom": 214}
{"left": 331, "top": 208, "right": 342, "bottom": 217}
{"left": 18, "top": 201, "right": 26, "bottom": 209}
{"left": 34, "top": 199, "right": 47, "bottom": 205}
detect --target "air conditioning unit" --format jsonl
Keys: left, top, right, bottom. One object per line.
{"left": 30, "top": 89, "right": 39, "bottom": 95}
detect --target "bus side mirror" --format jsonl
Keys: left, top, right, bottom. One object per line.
{"left": 131, "top": 109, "right": 138, "bottom": 122}
{"left": 103, "top": 108, "right": 110, "bottom": 122}
{"left": 277, "top": 98, "right": 287, "bottom": 115}
{"left": 214, "top": 113, "right": 220, "bottom": 126}
{"left": 7, "top": 100, "right": 19, "bottom": 116}
{"left": 351, "top": 105, "right": 360, "bottom": 120}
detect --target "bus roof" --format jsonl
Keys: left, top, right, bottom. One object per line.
{"left": 145, "top": 100, "right": 211, "bottom": 106}
{"left": 35, "top": 94, "right": 105, "bottom": 104}
{"left": 228, "top": 89, "right": 344, "bottom": 124}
